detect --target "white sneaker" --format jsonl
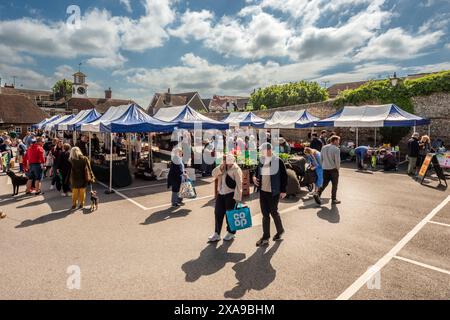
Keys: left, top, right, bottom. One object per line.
{"left": 223, "top": 232, "right": 235, "bottom": 241}
{"left": 208, "top": 232, "right": 221, "bottom": 242}
{"left": 49, "top": 185, "right": 54, "bottom": 190}
{"left": 66, "top": 192, "right": 72, "bottom": 196}
{"left": 61, "top": 192, "right": 67, "bottom": 197}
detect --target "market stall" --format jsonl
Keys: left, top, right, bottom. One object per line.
{"left": 222, "top": 112, "right": 265, "bottom": 128}
{"left": 44, "top": 114, "right": 75, "bottom": 132}
{"left": 32, "top": 115, "right": 61, "bottom": 130}
{"left": 264, "top": 110, "right": 319, "bottom": 129}
{"left": 86, "top": 103, "right": 176, "bottom": 192}
{"left": 154, "top": 105, "right": 229, "bottom": 130}
{"left": 315, "top": 104, "right": 431, "bottom": 146}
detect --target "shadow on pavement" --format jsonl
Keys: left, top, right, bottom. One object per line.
{"left": 182, "top": 240, "right": 246, "bottom": 282}
{"left": 317, "top": 205, "right": 340, "bottom": 223}
{"left": 15, "top": 208, "right": 75, "bottom": 228}
{"left": 224, "top": 241, "right": 281, "bottom": 299}
{"left": 141, "top": 207, "right": 191, "bottom": 225}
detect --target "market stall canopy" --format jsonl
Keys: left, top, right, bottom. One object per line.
{"left": 222, "top": 112, "right": 265, "bottom": 128}
{"left": 56, "top": 109, "right": 90, "bottom": 131}
{"left": 73, "top": 109, "right": 102, "bottom": 131}
{"left": 102, "top": 103, "right": 176, "bottom": 133}
{"left": 316, "top": 104, "right": 430, "bottom": 127}
{"left": 44, "top": 114, "right": 76, "bottom": 131}
{"left": 264, "top": 110, "right": 319, "bottom": 129}
{"left": 32, "top": 115, "right": 60, "bottom": 130}
{"left": 80, "top": 104, "right": 130, "bottom": 132}
{"left": 154, "top": 105, "right": 229, "bottom": 130}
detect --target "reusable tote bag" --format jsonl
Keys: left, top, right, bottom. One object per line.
{"left": 226, "top": 203, "right": 252, "bottom": 232}
{"left": 178, "top": 178, "right": 197, "bottom": 199}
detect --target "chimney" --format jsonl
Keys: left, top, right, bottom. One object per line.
{"left": 164, "top": 88, "right": 171, "bottom": 105}
{"left": 105, "top": 87, "right": 112, "bottom": 99}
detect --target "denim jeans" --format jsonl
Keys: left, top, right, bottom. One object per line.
{"left": 171, "top": 192, "right": 182, "bottom": 205}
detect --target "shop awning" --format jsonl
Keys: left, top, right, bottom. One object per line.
{"left": 222, "top": 112, "right": 265, "bottom": 128}
{"left": 264, "top": 110, "right": 319, "bottom": 128}
{"left": 316, "top": 104, "right": 430, "bottom": 127}
{"left": 154, "top": 105, "right": 229, "bottom": 130}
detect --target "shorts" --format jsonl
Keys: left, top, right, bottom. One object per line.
{"left": 27, "top": 163, "right": 43, "bottom": 181}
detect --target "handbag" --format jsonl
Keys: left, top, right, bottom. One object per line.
{"left": 84, "top": 159, "right": 93, "bottom": 183}
{"left": 226, "top": 203, "right": 252, "bottom": 232}
{"left": 178, "top": 178, "right": 197, "bottom": 199}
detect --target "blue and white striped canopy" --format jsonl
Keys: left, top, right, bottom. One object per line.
{"left": 316, "top": 104, "right": 430, "bottom": 127}
{"left": 154, "top": 105, "right": 229, "bottom": 130}
{"left": 222, "top": 112, "right": 265, "bottom": 128}
{"left": 265, "top": 110, "right": 319, "bottom": 129}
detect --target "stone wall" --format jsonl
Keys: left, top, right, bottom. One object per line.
{"left": 205, "top": 92, "right": 450, "bottom": 147}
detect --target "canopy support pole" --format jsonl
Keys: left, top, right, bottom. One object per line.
{"left": 105, "top": 132, "right": 114, "bottom": 194}
{"left": 413, "top": 125, "right": 416, "bottom": 133}
{"left": 374, "top": 128, "right": 377, "bottom": 147}
{"left": 428, "top": 124, "right": 431, "bottom": 137}
{"left": 148, "top": 133, "right": 153, "bottom": 171}
{"left": 88, "top": 131, "right": 92, "bottom": 161}
{"left": 356, "top": 127, "right": 359, "bottom": 147}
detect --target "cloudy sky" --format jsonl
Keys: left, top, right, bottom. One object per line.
{"left": 0, "top": 0, "right": 449, "bottom": 107}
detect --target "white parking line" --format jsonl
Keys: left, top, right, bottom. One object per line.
{"left": 428, "top": 220, "right": 450, "bottom": 228}
{"left": 97, "top": 181, "right": 214, "bottom": 211}
{"left": 336, "top": 195, "right": 450, "bottom": 300}
{"left": 143, "top": 195, "right": 214, "bottom": 211}
{"left": 393, "top": 256, "right": 450, "bottom": 275}
{"left": 117, "top": 183, "right": 167, "bottom": 192}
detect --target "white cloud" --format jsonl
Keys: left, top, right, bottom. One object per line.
{"left": 168, "top": 10, "right": 214, "bottom": 41}
{"left": 120, "top": 0, "right": 132, "bottom": 13}
{"left": 0, "top": 1, "right": 176, "bottom": 69}
{"left": 354, "top": 27, "right": 444, "bottom": 60}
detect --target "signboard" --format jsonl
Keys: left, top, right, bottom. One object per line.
{"left": 436, "top": 152, "right": 450, "bottom": 169}
{"left": 418, "top": 153, "right": 448, "bottom": 187}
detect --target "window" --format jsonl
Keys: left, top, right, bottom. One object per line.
{"left": 73, "top": 109, "right": 79, "bottom": 114}
{"left": 15, "top": 126, "right": 22, "bottom": 134}
{"left": 27, "top": 126, "right": 32, "bottom": 132}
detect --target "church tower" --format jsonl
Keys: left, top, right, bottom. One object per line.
{"left": 72, "top": 71, "right": 88, "bottom": 98}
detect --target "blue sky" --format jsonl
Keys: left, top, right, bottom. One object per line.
{"left": 0, "top": 0, "right": 449, "bottom": 107}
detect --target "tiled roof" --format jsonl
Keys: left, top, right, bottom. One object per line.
{"left": 327, "top": 81, "right": 368, "bottom": 98}
{"left": 0, "top": 94, "right": 48, "bottom": 124}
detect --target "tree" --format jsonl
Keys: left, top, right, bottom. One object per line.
{"left": 249, "top": 81, "right": 328, "bottom": 110}
{"left": 52, "top": 79, "right": 73, "bottom": 95}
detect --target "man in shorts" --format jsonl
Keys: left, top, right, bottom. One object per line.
{"left": 25, "top": 137, "right": 45, "bottom": 195}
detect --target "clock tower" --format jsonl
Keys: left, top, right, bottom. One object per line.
{"left": 72, "top": 71, "right": 88, "bottom": 98}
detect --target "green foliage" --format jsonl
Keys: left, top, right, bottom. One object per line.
{"left": 250, "top": 81, "right": 328, "bottom": 110}
{"left": 278, "top": 153, "right": 292, "bottom": 162}
{"left": 52, "top": 79, "right": 72, "bottom": 94}
{"left": 333, "top": 70, "right": 450, "bottom": 145}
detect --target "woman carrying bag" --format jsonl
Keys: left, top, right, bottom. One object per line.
{"left": 208, "top": 153, "right": 243, "bottom": 242}
{"left": 168, "top": 147, "right": 188, "bottom": 207}
{"left": 69, "top": 147, "right": 95, "bottom": 210}
{"left": 304, "top": 147, "right": 323, "bottom": 205}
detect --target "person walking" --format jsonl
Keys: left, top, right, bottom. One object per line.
{"left": 407, "top": 132, "right": 420, "bottom": 176}
{"left": 310, "top": 133, "right": 323, "bottom": 151}
{"left": 24, "top": 137, "right": 45, "bottom": 195}
{"left": 208, "top": 153, "right": 243, "bottom": 243}
{"left": 253, "top": 143, "right": 287, "bottom": 247}
{"left": 56, "top": 143, "right": 72, "bottom": 197}
{"left": 69, "top": 146, "right": 95, "bottom": 209}
{"left": 16, "top": 139, "right": 27, "bottom": 173}
{"left": 318, "top": 135, "right": 341, "bottom": 205}
{"left": 319, "top": 130, "right": 328, "bottom": 146}
{"left": 49, "top": 140, "right": 63, "bottom": 190}
{"left": 76, "top": 135, "right": 89, "bottom": 156}
{"left": 167, "top": 147, "right": 188, "bottom": 207}
{"left": 304, "top": 147, "right": 323, "bottom": 205}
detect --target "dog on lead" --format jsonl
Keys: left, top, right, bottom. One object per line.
{"left": 6, "top": 170, "right": 29, "bottom": 196}
{"left": 90, "top": 190, "right": 99, "bottom": 212}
